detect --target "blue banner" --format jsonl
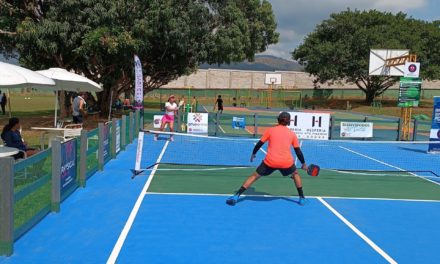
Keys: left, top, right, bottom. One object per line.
{"left": 232, "top": 116, "right": 246, "bottom": 129}
{"left": 103, "top": 124, "right": 110, "bottom": 160}
{"left": 428, "top": 96, "right": 440, "bottom": 153}
{"left": 61, "top": 139, "right": 77, "bottom": 194}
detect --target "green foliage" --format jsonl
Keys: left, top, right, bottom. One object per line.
{"left": 292, "top": 9, "right": 440, "bottom": 103}
{"left": 0, "top": 0, "right": 279, "bottom": 113}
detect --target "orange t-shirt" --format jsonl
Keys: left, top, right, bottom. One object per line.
{"left": 260, "top": 125, "right": 300, "bottom": 168}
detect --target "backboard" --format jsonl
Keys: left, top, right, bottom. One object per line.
{"left": 265, "top": 73, "right": 282, "bottom": 85}
{"left": 369, "top": 49, "right": 410, "bottom": 76}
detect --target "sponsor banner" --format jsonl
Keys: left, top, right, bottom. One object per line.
{"left": 61, "top": 139, "right": 77, "bottom": 194}
{"left": 340, "top": 122, "right": 373, "bottom": 138}
{"left": 398, "top": 77, "right": 422, "bottom": 107}
{"left": 404, "top": 62, "right": 420, "bottom": 78}
{"left": 153, "top": 115, "right": 163, "bottom": 128}
{"left": 134, "top": 55, "right": 144, "bottom": 110}
{"left": 116, "top": 120, "right": 121, "bottom": 153}
{"left": 288, "top": 112, "right": 330, "bottom": 140}
{"left": 103, "top": 124, "right": 110, "bottom": 160}
{"left": 232, "top": 116, "right": 246, "bottom": 129}
{"left": 428, "top": 97, "right": 440, "bottom": 153}
{"left": 187, "top": 113, "right": 208, "bottom": 134}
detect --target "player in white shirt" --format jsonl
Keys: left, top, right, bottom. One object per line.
{"left": 155, "top": 95, "right": 182, "bottom": 141}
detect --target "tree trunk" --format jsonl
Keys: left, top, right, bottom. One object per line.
{"left": 365, "top": 90, "right": 376, "bottom": 104}
{"left": 97, "top": 85, "right": 113, "bottom": 117}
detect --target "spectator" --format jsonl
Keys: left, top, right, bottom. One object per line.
{"left": 214, "top": 95, "right": 223, "bottom": 113}
{"left": 114, "top": 97, "right": 122, "bottom": 110}
{"left": 1, "top": 92, "right": 7, "bottom": 115}
{"left": 72, "top": 92, "right": 87, "bottom": 124}
{"left": 1, "top": 117, "right": 39, "bottom": 159}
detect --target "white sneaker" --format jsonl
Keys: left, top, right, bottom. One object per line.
{"left": 170, "top": 137, "right": 174, "bottom": 142}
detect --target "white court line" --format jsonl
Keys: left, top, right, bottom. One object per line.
{"left": 317, "top": 197, "right": 398, "bottom": 264}
{"left": 106, "top": 141, "right": 170, "bottom": 264}
{"left": 339, "top": 146, "right": 440, "bottom": 186}
{"left": 145, "top": 192, "right": 440, "bottom": 203}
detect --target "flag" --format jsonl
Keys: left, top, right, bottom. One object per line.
{"left": 134, "top": 55, "right": 144, "bottom": 110}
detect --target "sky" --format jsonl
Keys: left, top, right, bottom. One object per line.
{"left": 263, "top": 0, "right": 440, "bottom": 60}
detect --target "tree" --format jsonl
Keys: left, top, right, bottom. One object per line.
{"left": 0, "top": 0, "right": 279, "bottom": 115}
{"left": 292, "top": 9, "right": 440, "bottom": 103}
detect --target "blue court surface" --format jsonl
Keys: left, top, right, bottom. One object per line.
{"left": 1, "top": 135, "right": 439, "bottom": 264}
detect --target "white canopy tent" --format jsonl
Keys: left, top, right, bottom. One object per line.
{"left": 0, "top": 62, "right": 56, "bottom": 117}
{"left": 37, "top": 68, "right": 102, "bottom": 127}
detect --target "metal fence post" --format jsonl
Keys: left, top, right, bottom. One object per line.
{"left": 121, "top": 115, "right": 127, "bottom": 149}
{"left": 79, "top": 130, "right": 87, "bottom": 187}
{"left": 177, "top": 110, "right": 181, "bottom": 133}
{"left": 253, "top": 114, "right": 258, "bottom": 137}
{"left": 413, "top": 119, "right": 418, "bottom": 141}
{"left": 98, "top": 123, "right": 104, "bottom": 170}
{"left": 111, "top": 118, "right": 117, "bottom": 159}
{"left": 129, "top": 112, "right": 134, "bottom": 143}
{"left": 51, "top": 140, "right": 61, "bottom": 213}
{"left": 329, "top": 116, "right": 334, "bottom": 140}
{"left": 363, "top": 117, "right": 368, "bottom": 141}
{"left": 397, "top": 118, "right": 401, "bottom": 141}
{"left": 215, "top": 112, "right": 219, "bottom": 136}
{"left": 0, "top": 157, "right": 14, "bottom": 256}
{"left": 135, "top": 110, "right": 140, "bottom": 135}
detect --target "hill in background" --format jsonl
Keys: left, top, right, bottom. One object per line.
{"left": 200, "top": 55, "right": 304, "bottom": 72}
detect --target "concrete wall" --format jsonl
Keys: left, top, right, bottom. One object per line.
{"left": 161, "top": 69, "right": 440, "bottom": 90}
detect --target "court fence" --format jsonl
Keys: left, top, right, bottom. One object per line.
{"left": 0, "top": 110, "right": 143, "bottom": 256}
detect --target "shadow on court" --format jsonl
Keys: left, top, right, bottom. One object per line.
{"left": 236, "top": 187, "right": 301, "bottom": 205}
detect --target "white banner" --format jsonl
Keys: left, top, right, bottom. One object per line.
{"left": 116, "top": 120, "right": 121, "bottom": 153}
{"left": 288, "top": 112, "right": 330, "bottom": 140}
{"left": 134, "top": 55, "right": 144, "bottom": 110}
{"left": 153, "top": 115, "right": 163, "bottom": 128}
{"left": 404, "top": 62, "right": 420, "bottom": 78}
{"left": 340, "top": 122, "right": 373, "bottom": 138}
{"left": 187, "top": 113, "right": 208, "bottom": 134}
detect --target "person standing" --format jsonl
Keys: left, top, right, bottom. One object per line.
{"left": 214, "top": 95, "right": 223, "bottom": 113}
{"left": 1, "top": 92, "right": 7, "bottom": 115}
{"left": 72, "top": 92, "right": 87, "bottom": 124}
{"left": 155, "top": 95, "right": 180, "bottom": 141}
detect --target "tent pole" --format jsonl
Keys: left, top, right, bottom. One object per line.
{"left": 54, "top": 91, "right": 58, "bottom": 127}
{"left": 7, "top": 89, "right": 12, "bottom": 118}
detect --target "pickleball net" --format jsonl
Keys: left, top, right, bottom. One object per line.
{"left": 133, "top": 130, "right": 440, "bottom": 190}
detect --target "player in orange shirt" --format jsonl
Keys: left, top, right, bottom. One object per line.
{"left": 226, "top": 112, "right": 309, "bottom": 206}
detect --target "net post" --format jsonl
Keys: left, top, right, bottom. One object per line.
{"left": 397, "top": 118, "right": 401, "bottom": 141}
{"left": 98, "top": 123, "right": 105, "bottom": 171}
{"left": 253, "top": 113, "right": 258, "bottom": 137}
{"left": 413, "top": 118, "right": 418, "bottom": 141}
{"left": 121, "top": 115, "right": 127, "bottom": 149}
{"left": 129, "top": 112, "right": 134, "bottom": 143}
{"left": 0, "top": 157, "right": 14, "bottom": 256}
{"left": 51, "top": 139, "right": 61, "bottom": 213}
{"left": 111, "top": 118, "right": 117, "bottom": 159}
{"left": 329, "top": 116, "right": 334, "bottom": 139}
{"left": 363, "top": 116, "right": 368, "bottom": 141}
{"left": 79, "top": 130, "right": 87, "bottom": 187}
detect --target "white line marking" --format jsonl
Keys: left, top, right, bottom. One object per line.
{"left": 107, "top": 141, "right": 170, "bottom": 264}
{"left": 317, "top": 197, "right": 398, "bottom": 264}
{"left": 339, "top": 146, "right": 440, "bottom": 186}
{"left": 145, "top": 192, "right": 440, "bottom": 203}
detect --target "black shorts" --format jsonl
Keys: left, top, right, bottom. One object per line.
{"left": 73, "top": 115, "right": 83, "bottom": 124}
{"left": 256, "top": 162, "right": 297, "bottom": 176}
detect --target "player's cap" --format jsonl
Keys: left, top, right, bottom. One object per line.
{"left": 168, "top": 95, "right": 175, "bottom": 100}
{"left": 278, "top": 112, "right": 291, "bottom": 126}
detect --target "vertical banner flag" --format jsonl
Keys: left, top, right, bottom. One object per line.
{"left": 61, "top": 139, "right": 77, "bottom": 195}
{"left": 134, "top": 55, "right": 144, "bottom": 110}
{"left": 428, "top": 96, "right": 440, "bottom": 153}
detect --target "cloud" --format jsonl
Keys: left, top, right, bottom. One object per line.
{"left": 262, "top": 0, "right": 429, "bottom": 59}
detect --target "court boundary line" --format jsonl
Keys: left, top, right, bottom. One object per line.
{"left": 145, "top": 192, "right": 440, "bottom": 203}
{"left": 317, "top": 197, "right": 397, "bottom": 264}
{"left": 106, "top": 141, "right": 170, "bottom": 264}
{"left": 338, "top": 146, "right": 440, "bottom": 186}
